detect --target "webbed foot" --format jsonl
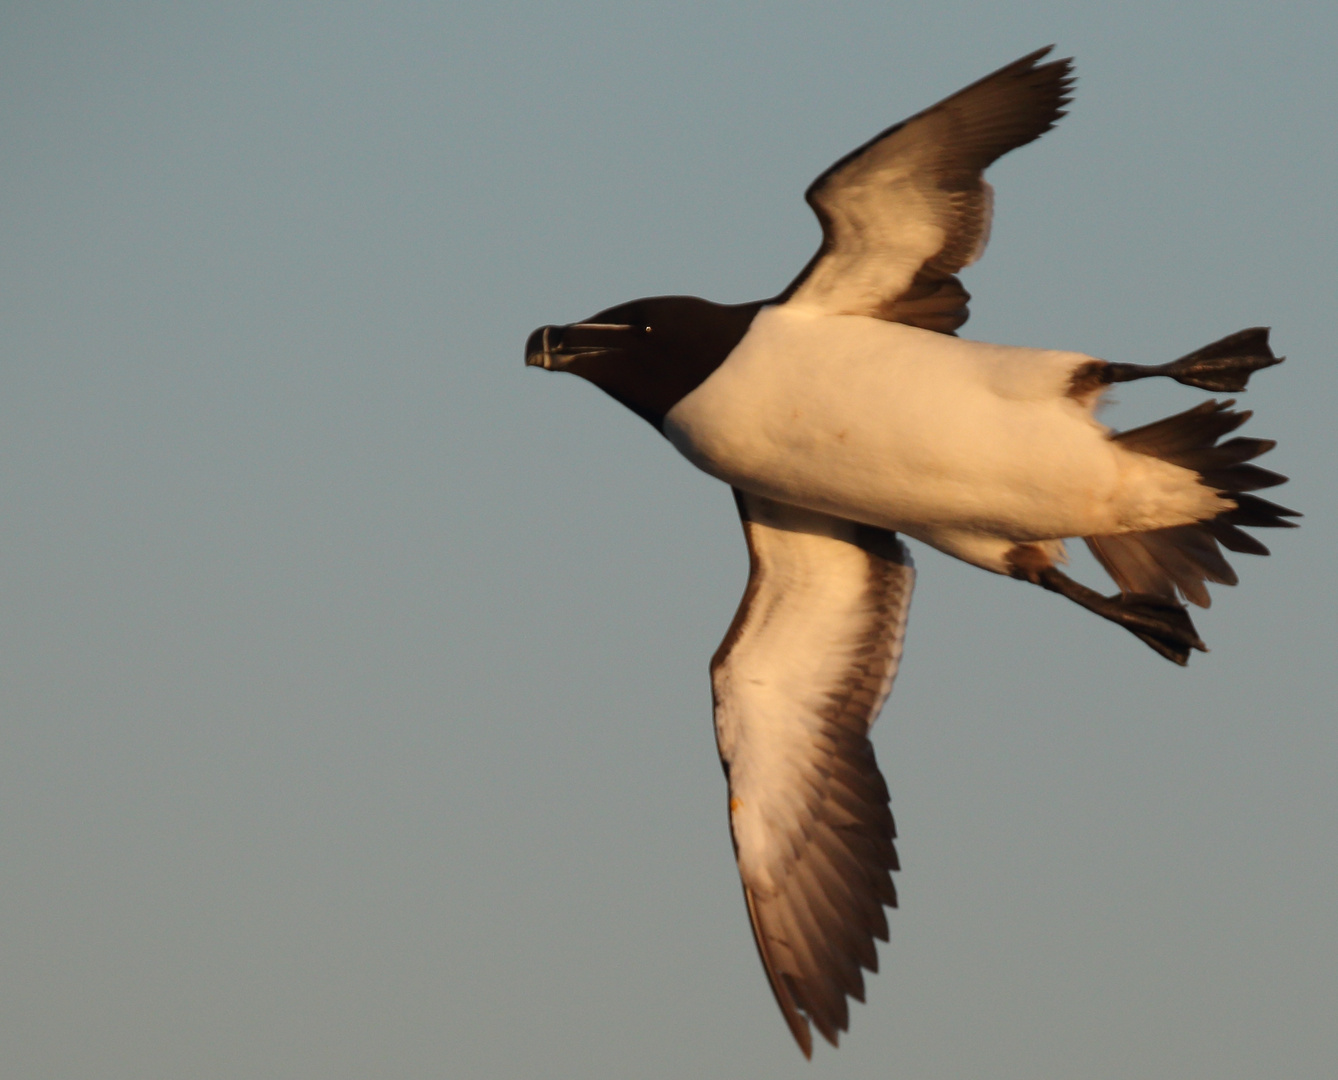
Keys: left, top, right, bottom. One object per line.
{"left": 1025, "top": 563, "right": 1207, "bottom": 665}
{"left": 1104, "top": 328, "right": 1282, "bottom": 393}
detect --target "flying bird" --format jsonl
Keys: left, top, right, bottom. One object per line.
{"left": 524, "top": 47, "right": 1297, "bottom": 1056}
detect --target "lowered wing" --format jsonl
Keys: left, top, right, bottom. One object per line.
{"left": 780, "top": 46, "right": 1073, "bottom": 332}
{"left": 712, "top": 490, "right": 914, "bottom": 1055}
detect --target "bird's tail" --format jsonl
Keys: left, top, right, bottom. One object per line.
{"left": 1086, "top": 398, "right": 1299, "bottom": 608}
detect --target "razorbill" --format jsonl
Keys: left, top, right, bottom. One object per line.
{"left": 524, "top": 47, "right": 1297, "bottom": 1056}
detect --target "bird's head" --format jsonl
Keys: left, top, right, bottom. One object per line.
{"left": 526, "top": 295, "right": 762, "bottom": 429}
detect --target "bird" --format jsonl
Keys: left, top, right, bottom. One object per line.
{"left": 524, "top": 47, "right": 1297, "bottom": 1057}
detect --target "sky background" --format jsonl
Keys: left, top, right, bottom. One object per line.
{"left": 2, "top": 3, "right": 1335, "bottom": 1078}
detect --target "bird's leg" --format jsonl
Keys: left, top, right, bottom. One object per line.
{"left": 1072, "top": 328, "right": 1283, "bottom": 395}
{"left": 1006, "top": 544, "right": 1206, "bottom": 665}
{"left": 1102, "top": 356, "right": 1280, "bottom": 393}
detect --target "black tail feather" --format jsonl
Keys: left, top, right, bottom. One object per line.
{"left": 1220, "top": 492, "right": 1301, "bottom": 528}
{"left": 1086, "top": 399, "right": 1297, "bottom": 612}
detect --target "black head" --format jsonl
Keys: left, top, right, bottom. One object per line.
{"left": 525, "top": 295, "right": 763, "bottom": 429}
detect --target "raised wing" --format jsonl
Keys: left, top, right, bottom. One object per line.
{"left": 712, "top": 490, "right": 914, "bottom": 1056}
{"left": 780, "top": 46, "right": 1073, "bottom": 332}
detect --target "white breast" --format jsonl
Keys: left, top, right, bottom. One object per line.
{"left": 663, "top": 306, "right": 1136, "bottom": 556}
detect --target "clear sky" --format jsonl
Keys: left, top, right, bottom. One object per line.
{"left": 2, "top": 3, "right": 1335, "bottom": 1078}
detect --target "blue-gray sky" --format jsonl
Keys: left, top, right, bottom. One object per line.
{"left": 2, "top": 3, "right": 1335, "bottom": 1077}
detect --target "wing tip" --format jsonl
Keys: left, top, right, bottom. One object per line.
{"left": 1008, "top": 43, "right": 1078, "bottom": 113}
{"left": 743, "top": 885, "right": 815, "bottom": 1057}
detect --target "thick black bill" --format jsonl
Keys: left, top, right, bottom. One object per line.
{"left": 524, "top": 322, "right": 644, "bottom": 369}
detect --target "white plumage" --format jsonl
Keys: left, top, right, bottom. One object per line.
{"left": 667, "top": 307, "right": 1226, "bottom": 573}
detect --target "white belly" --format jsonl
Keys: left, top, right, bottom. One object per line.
{"left": 663, "top": 306, "right": 1206, "bottom": 569}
